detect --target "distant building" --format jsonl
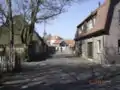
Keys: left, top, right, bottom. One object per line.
{"left": 46, "top": 35, "right": 62, "bottom": 46}
{"left": 28, "top": 31, "right": 48, "bottom": 61}
{"left": 46, "top": 35, "right": 68, "bottom": 51}
{"left": 64, "top": 40, "right": 75, "bottom": 48}
{"left": 48, "top": 36, "right": 63, "bottom": 46}
{"left": 74, "top": 0, "right": 120, "bottom": 64}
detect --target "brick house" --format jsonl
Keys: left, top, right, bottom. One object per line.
{"left": 74, "top": 0, "right": 120, "bottom": 64}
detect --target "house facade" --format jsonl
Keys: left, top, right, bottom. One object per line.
{"left": 46, "top": 35, "right": 68, "bottom": 51}
{"left": 28, "top": 31, "right": 49, "bottom": 61}
{"left": 0, "top": 16, "right": 27, "bottom": 72}
{"left": 64, "top": 40, "right": 75, "bottom": 48}
{"left": 47, "top": 35, "right": 63, "bottom": 46}
{"left": 74, "top": 0, "right": 120, "bottom": 64}
{"left": 0, "top": 15, "right": 48, "bottom": 72}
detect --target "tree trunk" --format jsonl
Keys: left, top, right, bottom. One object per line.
{"left": 7, "top": 0, "right": 15, "bottom": 72}
{"left": 7, "top": 0, "right": 21, "bottom": 72}
{"left": 28, "top": 0, "right": 40, "bottom": 44}
{"left": 14, "top": 52, "right": 22, "bottom": 72}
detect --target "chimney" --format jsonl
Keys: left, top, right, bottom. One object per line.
{"left": 98, "top": 1, "right": 101, "bottom": 7}
{"left": 104, "top": 0, "right": 108, "bottom": 4}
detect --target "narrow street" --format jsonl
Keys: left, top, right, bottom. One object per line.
{"left": 1, "top": 49, "right": 120, "bottom": 90}
{"left": 0, "top": 0, "right": 120, "bottom": 90}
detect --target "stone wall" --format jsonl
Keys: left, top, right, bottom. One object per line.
{"left": 81, "top": 36, "right": 104, "bottom": 64}
{"left": 104, "top": 1, "right": 120, "bottom": 64}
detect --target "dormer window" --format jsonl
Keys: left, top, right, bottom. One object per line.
{"left": 88, "top": 20, "right": 93, "bottom": 30}
{"left": 79, "top": 30, "right": 82, "bottom": 34}
{"left": 77, "top": 28, "right": 82, "bottom": 35}
{"left": 92, "top": 16, "right": 96, "bottom": 26}
{"left": 81, "top": 25, "right": 83, "bottom": 30}
{"left": 83, "top": 22, "right": 87, "bottom": 31}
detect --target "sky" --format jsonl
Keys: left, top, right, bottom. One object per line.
{"left": 35, "top": 0, "right": 105, "bottom": 39}
{"left": 0, "top": 0, "right": 105, "bottom": 40}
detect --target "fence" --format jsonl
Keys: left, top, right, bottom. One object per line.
{"left": 0, "top": 46, "right": 16, "bottom": 73}
{"left": 0, "top": 46, "right": 7, "bottom": 73}
{"left": 0, "top": 55, "right": 7, "bottom": 73}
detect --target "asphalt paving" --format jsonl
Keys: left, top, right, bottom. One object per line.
{"left": 0, "top": 49, "right": 120, "bottom": 90}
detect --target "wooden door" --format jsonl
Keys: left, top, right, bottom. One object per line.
{"left": 88, "top": 42, "right": 93, "bottom": 58}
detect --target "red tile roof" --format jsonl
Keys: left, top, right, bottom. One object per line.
{"left": 54, "top": 40, "right": 61, "bottom": 44}
{"left": 75, "top": 0, "right": 118, "bottom": 40}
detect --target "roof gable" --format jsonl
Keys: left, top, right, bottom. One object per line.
{"left": 75, "top": 0, "right": 120, "bottom": 40}
{"left": 77, "top": 0, "right": 110, "bottom": 29}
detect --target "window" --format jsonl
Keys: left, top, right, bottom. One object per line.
{"left": 81, "top": 25, "right": 84, "bottom": 30}
{"left": 97, "top": 40, "right": 101, "bottom": 53}
{"left": 118, "top": 10, "right": 120, "bottom": 24}
{"left": 83, "top": 22, "right": 87, "bottom": 32}
{"left": 88, "top": 42, "right": 93, "bottom": 58}
{"left": 92, "top": 16, "right": 96, "bottom": 26}
{"left": 87, "top": 20, "right": 93, "bottom": 30}
{"left": 79, "top": 30, "right": 82, "bottom": 34}
{"left": 80, "top": 27, "right": 82, "bottom": 31}
{"left": 77, "top": 28, "right": 82, "bottom": 34}
{"left": 118, "top": 40, "right": 120, "bottom": 54}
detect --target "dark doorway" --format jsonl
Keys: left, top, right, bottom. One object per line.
{"left": 87, "top": 42, "right": 93, "bottom": 58}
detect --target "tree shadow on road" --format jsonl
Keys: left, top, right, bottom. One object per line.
{"left": 1, "top": 63, "right": 119, "bottom": 90}
{"left": 48, "top": 54, "right": 76, "bottom": 59}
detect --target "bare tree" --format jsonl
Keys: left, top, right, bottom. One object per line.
{"left": 0, "top": 2, "right": 8, "bottom": 26}
{"left": 0, "top": 0, "right": 87, "bottom": 69}
{"left": 5, "top": 0, "right": 16, "bottom": 71}
{"left": 0, "top": 0, "right": 14, "bottom": 72}
{"left": 11, "top": 0, "right": 84, "bottom": 61}
{"left": 14, "top": 0, "right": 82, "bottom": 44}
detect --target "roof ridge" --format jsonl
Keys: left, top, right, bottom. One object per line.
{"left": 77, "top": 0, "right": 109, "bottom": 28}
